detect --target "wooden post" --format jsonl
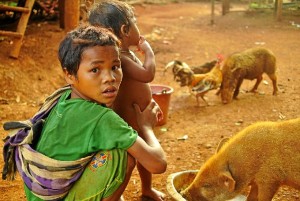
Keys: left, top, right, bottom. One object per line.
{"left": 62, "top": 0, "right": 80, "bottom": 32}
{"left": 10, "top": 0, "right": 35, "bottom": 58}
{"left": 222, "top": 0, "right": 230, "bottom": 15}
{"left": 59, "top": 0, "right": 65, "bottom": 29}
{"left": 276, "top": 0, "right": 282, "bottom": 21}
{"left": 211, "top": 0, "right": 215, "bottom": 25}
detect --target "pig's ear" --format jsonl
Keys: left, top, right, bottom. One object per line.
{"left": 216, "top": 138, "right": 230, "bottom": 153}
{"left": 219, "top": 171, "right": 236, "bottom": 192}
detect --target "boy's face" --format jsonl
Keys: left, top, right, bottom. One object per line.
{"left": 67, "top": 45, "right": 122, "bottom": 107}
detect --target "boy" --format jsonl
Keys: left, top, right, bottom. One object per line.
{"left": 2, "top": 25, "right": 166, "bottom": 201}
{"left": 89, "top": 1, "right": 165, "bottom": 200}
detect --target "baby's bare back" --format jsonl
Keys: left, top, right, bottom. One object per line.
{"left": 113, "top": 77, "right": 152, "bottom": 131}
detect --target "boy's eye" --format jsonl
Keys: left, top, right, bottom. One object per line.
{"left": 112, "top": 65, "right": 121, "bottom": 71}
{"left": 91, "top": 68, "right": 99, "bottom": 73}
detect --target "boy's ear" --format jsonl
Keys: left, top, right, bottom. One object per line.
{"left": 63, "top": 68, "right": 75, "bottom": 85}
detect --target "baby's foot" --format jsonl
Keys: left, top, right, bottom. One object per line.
{"left": 141, "top": 188, "right": 165, "bottom": 201}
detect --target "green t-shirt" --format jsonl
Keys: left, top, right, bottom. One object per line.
{"left": 25, "top": 90, "right": 138, "bottom": 200}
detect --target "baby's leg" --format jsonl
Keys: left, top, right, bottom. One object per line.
{"left": 137, "top": 162, "right": 165, "bottom": 201}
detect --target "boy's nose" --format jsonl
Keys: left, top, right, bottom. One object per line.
{"left": 103, "top": 71, "right": 116, "bottom": 83}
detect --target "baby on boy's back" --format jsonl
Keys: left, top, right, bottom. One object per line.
{"left": 112, "top": 39, "right": 156, "bottom": 132}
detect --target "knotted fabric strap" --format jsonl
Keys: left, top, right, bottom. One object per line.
{"left": 2, "top": 85, "right": 93, "bottom": 200}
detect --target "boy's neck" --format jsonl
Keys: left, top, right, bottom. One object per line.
{"left": 70, "top": 86, "right": 90, "bottom": 101}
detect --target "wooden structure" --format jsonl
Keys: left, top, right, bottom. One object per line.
{"left": 0, "top": 0, "right": 80, "bottom": 59}
{"left": 0, "top": 0, "right": 35, "bottom": 58}
{"left": 58, "top": 0, "right": 80, "bottom": 32}
{"left": 211, "top": 0, "right": 284, "bottom": 24}
{"left": 275, "top": 0, "right": 283, "bottom": 21}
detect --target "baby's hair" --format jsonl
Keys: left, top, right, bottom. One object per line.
{"left": 58, "top": 24, "right": 120, "bottom": 76}
{"left": 88, "top": 0, "right": 134, "bottom": 38}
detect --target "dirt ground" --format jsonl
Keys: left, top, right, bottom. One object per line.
{"left": 1, "top": 1, "right": 300, "bottom": 200}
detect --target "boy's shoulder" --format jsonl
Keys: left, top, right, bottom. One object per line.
{"left": 57, "top": 94, "right": 113, "bottom": 119}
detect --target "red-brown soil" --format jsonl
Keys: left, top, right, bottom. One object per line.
{"left": 1, "top": 1, "right": 300, "bottom": 200}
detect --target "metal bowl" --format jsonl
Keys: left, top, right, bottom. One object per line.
{"left": 166, "top": 170, "right": 198, "bottom": 201}
{"left": 166, "top": 170, "right": 247, "bottom": 201}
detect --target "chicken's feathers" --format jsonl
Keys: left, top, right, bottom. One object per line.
{"left": 164, "top": 60, "right": 190, "bottom": 72}
{"left": 192, "top": 79, "right": 215, "bottom": 93}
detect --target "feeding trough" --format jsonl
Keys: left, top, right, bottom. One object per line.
{"left": 167, "top": 170, "right": 247, "bottom": 201}
{"left": 150, "top": 84, "right": 174, "bottom": 126}
{"left": 166, "top": 170, "right": 198, "bottom": 201}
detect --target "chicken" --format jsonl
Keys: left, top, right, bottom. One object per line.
{"left": 191, "top": 60, "right": 217, "bottom": 74}
{"left": 191, "top": 62, "right": 223, "bottom": 106}
{"left": 165, "top": 55, "right": 224, "bottom": 106}
{"left": 164, "top": 59, "right": 217, "bottom": 76}
{"left": 164, "top": 60, "right": 191, "bottom": 80}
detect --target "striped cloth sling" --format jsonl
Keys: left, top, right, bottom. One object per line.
{"left": 2, "top": 86, "right": 93, "bottom": 200}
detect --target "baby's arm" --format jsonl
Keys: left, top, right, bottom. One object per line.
{"left": 121, "top": 36, "right": 155, "bottom": 82}
{"left": 137, "top": 36, "right": 155, "bottom": 78}
{"left": 127, "top": 100, "right": 167, "bottom": 173}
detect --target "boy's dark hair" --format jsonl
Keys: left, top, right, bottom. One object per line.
{"left": 58, "top": 24, "right": 120, "bottom": 76}
{"left": 88, "top": 0, "right": 134, "bottom": 38}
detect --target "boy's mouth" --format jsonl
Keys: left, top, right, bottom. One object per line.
{"left": 103, "top": 86, "right": 118, "bottom": 97}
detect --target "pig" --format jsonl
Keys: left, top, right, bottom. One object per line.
{"left": 220, "top": 47, "right": 278, "bottom": 104}
{"left": 181, "top": 117, "right": 300, "bottom": 201}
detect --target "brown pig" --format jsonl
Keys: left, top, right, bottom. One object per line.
{"left": 220, "top": 47, "right": 278, "bottom": 104}
{"left": 181, "top": 117, "right": 300, "bottom": 201}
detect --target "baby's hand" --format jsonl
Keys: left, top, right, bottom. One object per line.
{"left": 137, "top": 36, "right": 152, "bottom": 54}
{"left": 139, "top": 35, "right": 146, "bottom": 44}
